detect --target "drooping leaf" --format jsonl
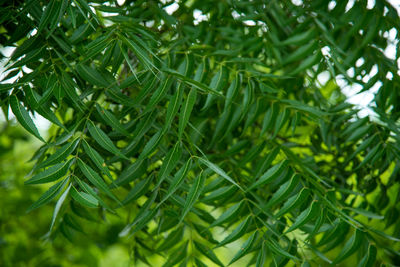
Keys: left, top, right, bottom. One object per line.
{"left": 70, "top": 186, "right": 99, "bottom": 208}
{"left": 198, "top": 157, "right": 243, "bottom": 191}
{"left": 38, "top": 138, "right": 79, "bottom": 169}
{"left": 216, "top": 216, "right": 252, "bottom": 248}
{"left": 87, "top": 121, "right": 128, "bottom": 160}
{"left": 194, "top": 241, "right": 224, "bottom": 267}
{"left": 178, "top": 88, "right": 197, "bottom": 139}
{"left": 229, "top": 231, "right": 259, "bottom": 265}
{"left": 10, "top": 95, "right": 45, "bottom": 142}
{"left": 210, "top": 201, "right": 244, "bottom": 227}
{"left": 77, "top": 159, "right": 120, "bottom": 203}
{"left": 180, "top": 172, "right": 205, "bottom": 222}
{"left": 25, "top": 160, "right": 73, "bottom": 185}
{"left": 27, "top": 178, "right": 69, "bottom": 212}
{"left": 285, "top": 200, "right": 320, "bottom": 233}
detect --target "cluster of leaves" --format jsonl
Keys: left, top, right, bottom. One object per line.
{"left": 1, "top": 0, "right": 400, "bottom": 266}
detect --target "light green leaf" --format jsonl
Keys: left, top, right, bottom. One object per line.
{"left": 70, "top": 186, "right": 99, "bottom": 208}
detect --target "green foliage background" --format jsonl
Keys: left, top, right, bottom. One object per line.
{"left": 1, "top": 0, "right": 400, "bottom": 266}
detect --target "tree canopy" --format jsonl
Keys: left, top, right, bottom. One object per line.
{"left": 1, "top": 0, "right": 400, "bottom": 266}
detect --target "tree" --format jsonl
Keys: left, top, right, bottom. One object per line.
{"left": 1, "top": 0, "right": 400, "bottom": 265}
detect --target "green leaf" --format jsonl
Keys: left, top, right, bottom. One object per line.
{"left": 121, "top": 35, "right": 156, "bottom": 70}
{"left": 70, "top": 186, "right": 99, "bottom": 208}
{"left": 260, "top": 102, "right": 277, "bottom": 136}
{"left": 346, "top": 125, "right": 372, "bottom": 143}
{"left": 159, "top": 159, "right": 192, "bottom": 206}
{"left": 202, "top": 185, "right": 237, "bottom": 203}
{"left": 74, "top": 178, "right": 112, "bottom": 211}
{"left": 144, "top": 76, "right": 172, "bottom": 113}
{"left": 48, "top": 183, "right": 71, "bottom": 232}
{"left": 77, "top": 159, "right": 120, "bottom": 203}
{"left": 162, "top": 68, "right": 222, "bottom": 96}
{"left": 229, "top": 231, "right": 258, "bottom": 265}
{"left": 280, "top": 28, "right": 316, "bottom": 46}
{"left": 267, "top": 238, "right": 298, "bottom": 260}
{"left": 10, "top": 95, "right": 45, "bottom": 142}
{"left": 138, "top": 130, "right": 163, "bottom": 160}
{"left": 162, "top": 242, "right": 188, "bottom": 267}
{"left": 241, "top": 79, "right": 255, "bottom": 120}
{"left": 27, "top": 178, "right": 69, "bottom": 212}
{"left": 25, "top": 160, "right": 73, "bottom": 185}
{"left": 178, "top": 88, "right": 197, "bottom": 139}
{"left": 358, "top": 244, "right": 377, "bottom": 267}
{"left": 198, "top": 157, "right": 243, "bottom": 191}
{"left": 224, "top": 73, "right": 240, "bottom": 112}
{"left": 38, "top": 138, "right": 79, "bottom": 169}
{"left": 332, "top": 229, "right": 364, "bottom": 264}
{"left": 256, "top": 242, "right": 266, "bottom": 267}
{"left": 216, "top": 216, "right": 252, "bottom": 248}
{"left": 346, "top": 207, "right": 384, "bottom": 220}
{"left": 194, "top": 241, "right": 224, "bottom": 267}
{"left": 285, "top": 200, "right": 320, "bottom": 233}
{"left": 76, "top": 64, "right": 109, "bottom": 87}
{"left": 81, "top": 140, "right": 113, "bottom": 180}
{"left": 202, "top": 66, "right": 228, "bottom": 111}
{"left": 113, "top": 159, "right": 147, "bottom": 187}
{"left": 61, "top": 72, "right": 87, "bottom": 113}
{"left": 210, "top": 201, "right": 244, "bottom": 227}
{"left": 157, "top": 226, "right": 184, "bottom": 252}
{"left": 249, "top": 160, "right": 289, "bottom": 190}
{"left": 122, "top": 176, "right": 153, "bottom": 205}
{"left": 180, "top": 172, "right": 205, "bottom": 222}
{"left": 87, "top": 121, "right": 128, "bottom": 160}
{"left": 266, "top": 174, "right": 300, "bottom": 208}
{"left": 95, "top": 104, "right": 130, "bottom": 136}
{"left": 164, "top": 84, "right": 183, "bottom": 131}
{"left": 275, "top": 188, "right": 310, "bottom": 217}
{"left": 155, "top": 142, "right": 182, "bottom": 189}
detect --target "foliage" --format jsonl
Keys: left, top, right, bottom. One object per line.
{"left": 1, "top": 0, "right": 400, "bottom": 266}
